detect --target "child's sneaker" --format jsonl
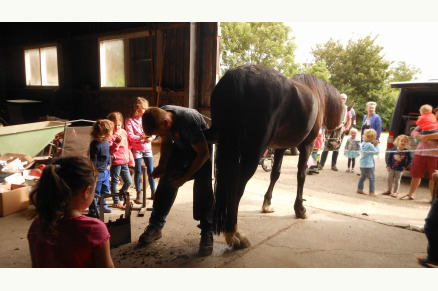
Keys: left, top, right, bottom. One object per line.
{"left": 350, "top": 169, "right": 354, "bottom": 173}
{"left": 346, "top": 168, "right": 350, "bottom": 173}
{"left": 113, "top": 201, "right": 125, "bottom": 209}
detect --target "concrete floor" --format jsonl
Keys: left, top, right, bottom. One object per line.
{"left": 0, "top": 133, "right": 435, "bottom": 274}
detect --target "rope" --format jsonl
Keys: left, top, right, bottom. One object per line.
{"left": 322, "top": 147, "right": 438, "bottom": 154}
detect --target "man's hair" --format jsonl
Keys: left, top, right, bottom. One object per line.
{"left": 394, "top": 134, "right": 410, "bottom": 147}
{"left": 363, "top": 129, "right": 377, "bottom": 142}
{"left": 420, "top": 104, "right": 433, "bottom": 114}
{"left": 142, "top": 107, "right": 166, "bottom": 135}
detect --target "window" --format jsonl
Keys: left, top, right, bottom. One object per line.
{"left": 24, "top": 46, "right": 59, "bottom": 86}
{"left": 99, "top": 32, "right": 153, "bottom": 88}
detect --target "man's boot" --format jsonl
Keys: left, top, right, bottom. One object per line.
{"left": 198, "top": 233, "right": 213, "bottom": 256}
{"left": 134, "top": 190, "right": 143, "bottom": 205}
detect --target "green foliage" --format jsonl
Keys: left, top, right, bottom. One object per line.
{"left": 388, "top": 61, "right": 422, "bottom": 83}
{"left": 220, "top": 22, "right": 298, "bottom": 77}
{"left": 311, "top": 35, "right": 399, "bottom": 130}
{"left": 300, "top": 60, "right": 331, "bottom": 82}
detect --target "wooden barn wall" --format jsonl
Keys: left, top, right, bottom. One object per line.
{"left": 197, "top": 22, "right": 219, "bottom": 119}
{"left": 0, "top": 22, "right": 218, "bottom": 125}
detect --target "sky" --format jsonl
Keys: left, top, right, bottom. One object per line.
{"left": 3, "top": 0, "right": 437, "bottom": 81}
{"left": 286, "top": 21, "right": 438, "bottom": 80}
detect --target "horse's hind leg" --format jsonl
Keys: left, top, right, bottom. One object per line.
{"left": 262, "top": 149, "right": 286, "bottom": 213}
{"left": 294, "top": 143, "right": 313, "bottom": 219}
{"left": 225, "top": 149, "right": 262, "bottom": 249}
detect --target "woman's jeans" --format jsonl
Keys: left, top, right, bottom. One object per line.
{"left": 134, "top": 154, "right": 156, "bottom": 192}
{"left": 110, "top": 163, "right": 132, "bottom": 203}
{"left": 358, "top": 167, "right": 375, "bottom": 193}
{"left": 425, "top": 197, "right": 438, "bottom": 261}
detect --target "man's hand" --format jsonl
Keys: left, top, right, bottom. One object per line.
{"left": 171, "top": 176, "right": 188, "bottom": 188}
{"left": 151, "top": 164, "right": 165, "bottom": 178}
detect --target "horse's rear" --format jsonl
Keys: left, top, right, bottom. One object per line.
{"left": 210, "top": 65, "right": 319, "bottom": 248}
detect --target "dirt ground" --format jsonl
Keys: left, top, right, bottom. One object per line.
{"left": 0, "top": 132, "right": 435, "bottom": 272}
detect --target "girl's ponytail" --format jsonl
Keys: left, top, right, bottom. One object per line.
{"left": 30, "top": 156, "right": 97, "bottom": 243}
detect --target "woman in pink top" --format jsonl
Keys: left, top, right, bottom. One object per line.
{"left": 27, "top": 156, "right": 114, "bottom": 268}
{"left": 125, "top": 97, "right": 156, "bottom": 204}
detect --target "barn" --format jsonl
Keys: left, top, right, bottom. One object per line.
{"left": 0, "top": 22, "right": 219, "bottom": 125}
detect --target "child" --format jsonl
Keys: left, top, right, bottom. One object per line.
{"left": 27, "top": 156, "right": 114, "bottom": 267}
{"left": 344, "top": 128, "right": 361, "bottom": 173}
{"left": 417, "top": 104, "right": 438, "bottom": 135}
{"left": 357, "top": 129, "right": 380, "bottom": 197}
{"left": 89, "top": 119, "right": 113, "bottom": 215}
{"left": 125, "top": 97, "right": 156, "bottom": 204}
{"left": 308, "top": 128, "right": 324, "bottom": 175}
{"left": 381, "top": 134, "right": 412, "bottom": 198}
{"left": 107, "top": 112, "right": 134, "bottom": 208}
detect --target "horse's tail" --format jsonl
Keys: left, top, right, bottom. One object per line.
{"left": 211, "top": 68, "right": 245, "bottom": 235}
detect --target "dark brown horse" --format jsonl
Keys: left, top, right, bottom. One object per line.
{"left": 208, "top": 65, "right": 346, "bottom": 249}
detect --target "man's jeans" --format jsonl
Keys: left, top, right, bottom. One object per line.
{"left": 148, "top": 144, "right": 214, "bottom": 234}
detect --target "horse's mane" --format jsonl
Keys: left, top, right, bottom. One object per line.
{"left": 292, "top": 73, "right": 343, "bottom": 130}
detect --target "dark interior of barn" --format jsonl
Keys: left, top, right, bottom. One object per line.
{"left": 0, "top": 22, "right": 219, "bottom": 125}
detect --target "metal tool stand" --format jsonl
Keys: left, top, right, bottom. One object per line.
{"left": 131, "top": 165, "right": 154, "bottom": 216}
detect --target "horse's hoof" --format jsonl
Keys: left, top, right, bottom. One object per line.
{"left": 262, "top": 205, "right": 275, "bottom": 213}
{"left": 295, "top": 207, "right": 307, "bottom": 219}
{"left": 234, "top": 231, "right": 251, "bottom": 249}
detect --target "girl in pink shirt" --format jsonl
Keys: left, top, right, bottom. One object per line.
{"left": 27, "top": 156, "right": 114, "bottom": 268}
{"left": 125, "top": 97, "right": 156, "bottom": 204}
{"left": 107, "top": 112, "right": 134, "bottom": 208}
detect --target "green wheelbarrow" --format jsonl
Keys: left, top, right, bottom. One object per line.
{"left": 0, "top": 121, "right": 66, "bottom": 157}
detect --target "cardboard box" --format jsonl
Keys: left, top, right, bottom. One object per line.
{"left": 0, "top": 184, "right": 30, "bottom": 217}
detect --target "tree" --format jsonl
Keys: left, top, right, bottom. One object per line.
{"left": 220, "top": 22, "right": 298, "bottom": 77}
{"left": 388, "top": 61, "right": 422, "bottom": 83}
{"left": 301, "top": 60, "right": 331, "bottom": 82}
{"left": 311, "top": 35, "right": 392, "bottom": 129}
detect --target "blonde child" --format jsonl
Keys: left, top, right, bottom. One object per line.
{"left": 381, "top": 134, "right": 412, "bottom": 198}
{"left": 107, "top": 112, "right": 134, "bottom": 208}
{"left": 27, "top": 156, "right": 114, "bottom": 267}
{"left": 357, "top": 129, "right": 380, "bottom": 197}
{"left": 125, "top": 97, "right": 156, "bottom": 204}
{"left": 89, "top": 119, "right": 113, "bottom": 215}
{"left": 417, "top": 104, "right": 438, "bottom": 134}
{"left": 344, "top": 128, "right": 361, "bottom": 173}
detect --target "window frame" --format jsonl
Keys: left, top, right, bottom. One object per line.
{"left": 24, "top": 43, "right": 60, "bottom": 88}
{"left": 99, "top": 31, "right": 155, "bottom": 90}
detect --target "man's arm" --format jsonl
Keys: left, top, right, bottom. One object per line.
{"left": 151, "top": 135, "right": 172, "bottom": 178}
{"left": 171, "top": 139, "right": 210, "bottom": 188}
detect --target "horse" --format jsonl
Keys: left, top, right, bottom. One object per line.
{"left": 208, "top": 65, "right": 346, "bottom": 249}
